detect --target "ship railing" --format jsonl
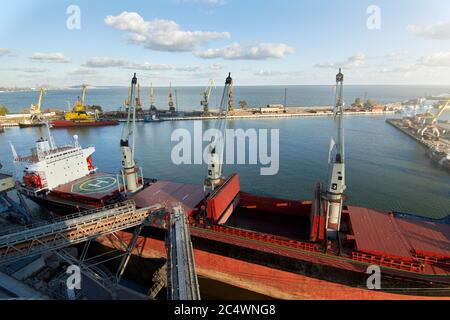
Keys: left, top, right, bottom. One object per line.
{"left": 412, "top": 254, "right": 450, "bottom": 268}
{"left": 352, "top": 252, "right": 425, "bottom": 273}
{"left": 210, "top": 225, "right": 318, "bottom": 253}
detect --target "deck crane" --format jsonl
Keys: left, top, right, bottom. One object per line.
{"left": 417, "top": 98, "right": 449, "bottom": 139}
{"left": 136, "top": 83, "right": 142, "bottom": 112}
{"left": 149, "top": 83, "right": 157, "bottom": 112}
{"left": 120, "top": 73, "right": 144, "bottom": 194}
{"left": 204, "top": 73, "right": 233, "bottom": 193}
{"left": 324, "top": 69, "right": 347, "bottom": 239}
{"left": 201, "top": 79, "right": 216, "bottom": 116}
{"left": 168, "top": 82, "right": 175, "bottom": 112}
{"left": 30, "top": 87, "right": 45, "bottom": 123}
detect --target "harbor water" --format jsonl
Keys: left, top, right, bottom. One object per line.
{"left": 0, "top": 114, "right": 448, "bottom": 218}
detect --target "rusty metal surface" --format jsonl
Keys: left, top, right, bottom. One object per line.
{"left": 348, "top": 206, "right": 450, "bottom": 261}
{"left": 132, "top": 180, "right": 204, "bottom": 215}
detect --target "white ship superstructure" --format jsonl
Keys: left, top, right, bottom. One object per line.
{"left": 11, "top": 130, "right": 96, "bottom": 193}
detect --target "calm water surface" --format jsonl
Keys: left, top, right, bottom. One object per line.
{"left": 0, "top": 114, "right": 448, "bottom": 218}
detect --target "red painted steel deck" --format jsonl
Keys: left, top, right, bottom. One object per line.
{"left": 348, "top": 206, "right": 450, "bottom": 261}
{"left": 132, "top": 180, "right": 205, "bottom": 215}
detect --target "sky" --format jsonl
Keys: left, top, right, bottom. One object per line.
{"left": 1, "top": 0, "right": 450, "bottom": 87}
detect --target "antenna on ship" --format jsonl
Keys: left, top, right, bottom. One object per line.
{"left": 120, "top": 73, "right": 144, "bottom": 194}
{"left": 324, "top": 68, "right": 347, "bottom": 240}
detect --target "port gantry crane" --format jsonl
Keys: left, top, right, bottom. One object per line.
{"left": 149, "top": 83, "right": 157, "bottom": 112}
{"left": 30, "top": 87, "right": 45, "bottom": 123}
{"left": 168, "top": 82, "right": 175, "bottom": 112}
{"left": 323, "top": 68, "right": 347, "bottom": 239}
{"left": 417, "top": 98, "right": 449, "bottom": 139}
{"left": 201, "top": 79, "right": 216, "bottom": 116}
{"left": 120, "top": 73, "right": 144, "bottom": 194}
{"left": 204, "top": 73, "right": 233, "bottom": 193}
{"left": 65, "top": 84, "right": 94, "bottom": 121}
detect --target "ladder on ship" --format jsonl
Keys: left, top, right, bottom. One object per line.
{"left": 167, "top": 205, "right": 201, "bottom": 300}
{"left": 0, "top": 200, "right": 164, "bottom": 266}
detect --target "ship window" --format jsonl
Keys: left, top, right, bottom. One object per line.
{"left": 338, "top": 177, "right": 343, "bottom": 181}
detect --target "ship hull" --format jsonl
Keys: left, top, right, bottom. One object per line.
{"left": 50, "top": 120, "right": 119, "bottom": 128}
{"left": 96, "top": 229, "right": 448, "bottom": 300}
{"left": 23, "top": 190, "right": 450, "bottom": 299}
{"left": 18, "top": 122, "right": 46, "bottom": 128}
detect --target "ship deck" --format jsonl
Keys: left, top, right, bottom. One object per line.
{"left": 50, "top": 173, "right": 123, "bottom": 206}
{"left": 132, "top": 180, "right": 205, "bottom": 215}
{"left": 347, "top": 206, "right": 450, "bottom": 261}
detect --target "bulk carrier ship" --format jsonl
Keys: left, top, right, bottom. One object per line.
{"left": 10, "top": 72, "right": 450, "bottom": 299}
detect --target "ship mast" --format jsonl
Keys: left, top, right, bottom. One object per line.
{"left": 120, "top": 73, "right": 144, "bottom": 194}
{"left": 204, "top": 73, "right": 233, "bottom": 192}
{"left": 325, "top": 68, "right": 346, "bottom": 239}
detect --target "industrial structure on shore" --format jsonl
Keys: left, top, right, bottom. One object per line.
{"left": 2, "top": 70, "right": 449, "bottom": 300}
{"left": 387, "top": 99, "right": 450, "bottom": 171}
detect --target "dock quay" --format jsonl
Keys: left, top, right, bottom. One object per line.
{"left": 114, "top": 108, "right": 395, "bottom": 123}
{"left": 386, "top": 118, "right": 450, "bottom": 170}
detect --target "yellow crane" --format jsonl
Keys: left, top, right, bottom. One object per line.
{"left": 418, "top": 98, "right": 450, "bottom": 139}
{"left": 65, "top": 84, "right": 94, "bottom": 121}
{"left": 30, "top": 87, "right": 45, "bottom": 122}
{"left": 19, "top": 87, "right": 46, "bottom": 128}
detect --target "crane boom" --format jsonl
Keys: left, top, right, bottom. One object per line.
{"left": 81, "top": 84, "right": 87, "bottom": 108}
{"left": 30, "top": 87, "right": 45, "bottom": 122}
{"left": 324, "top": 68, "right": 346, "bottom": 239}
{"left": 434, "top": 99, "right": 450, "bottom": 123}
{"left": 201, "top": 79, "right": 215, "bottom": 115}
{"left": 120, "top": 73, "right": 143, "bottom": 193}
{"left": 204, "top": 73, "right": 233, "bottom": 192}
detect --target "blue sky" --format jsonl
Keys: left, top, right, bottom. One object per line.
{"left": 1, "top": 0, "right": 450, "bottom": 87}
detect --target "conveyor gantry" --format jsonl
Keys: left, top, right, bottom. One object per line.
{"left": 167, "top": 205, "right": 201, "bottom": 300}
{"left": 0, "top": 200, "right": 163, "bottom": 266}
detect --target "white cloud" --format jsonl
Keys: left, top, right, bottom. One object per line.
{"left": 30, "top": 52, "right": 70, "bottom": 63}
{"left": 195, "top": 42, "right": 295, "bottom": 60}
{"left": 0, "top": 48, "right": 12, "bottom": 57}
{"left": 83, "top": 57, "right": 129, "bottom": 68}
{"left": 417, "top": 52, "right": 450, "bottom": 67}
{"left": 83, "top": 57, "right": 173, "bottom": 71}
{"left": 315, "top": 53, "right": 366, "bottom": 69}
{"left": 105, "top": 12, "right": 230, "bottom": 52}
{"left": 128, "top": 62, "right": 173, "bottom": 71}
{"left": 7, "top": 67, "right": 49, "bottom": 73}
{"left": 68, "top": 69, "right": 99, "bottom": 76}
{"left": 381, "top": 65, "right": 416, "bottom": 73}
{"left": 384, "top": 50, "right": 409, "bottom": 61}
{"left": 209, "top": 63, "right": 223, "bottom": 70}
{"left": 407, "top": 21, "right": 450, "bottom": 40}
{"left": 176, "top": 65, "right": 201, "bottom": 72}
{"left": 254, "top": 69, "right": 302, "bottom": 77}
